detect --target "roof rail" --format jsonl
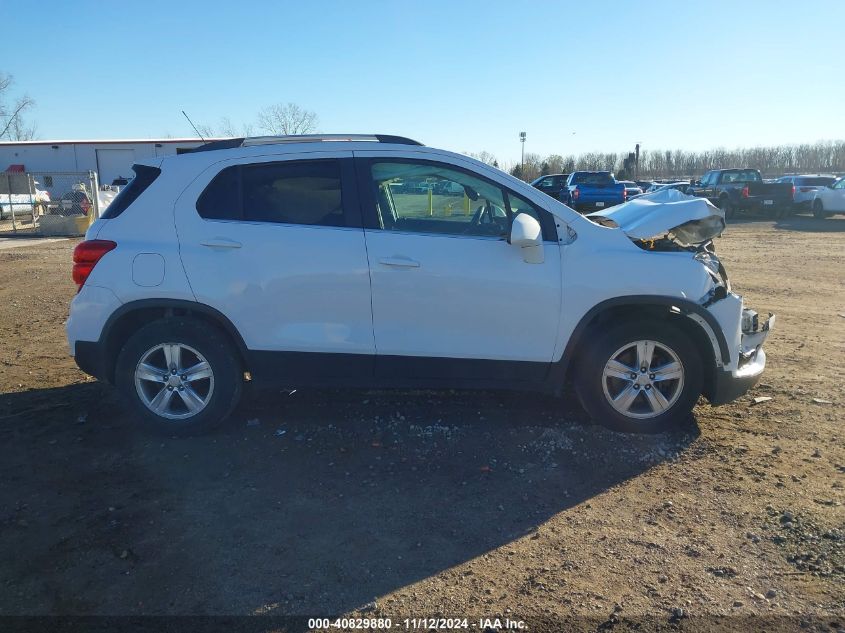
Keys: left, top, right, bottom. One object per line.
{"left": 244, "top": 134, "right": 422, "bottom": 146}
{"left": 187, "top": 134, "right": 423, "bottom": 153}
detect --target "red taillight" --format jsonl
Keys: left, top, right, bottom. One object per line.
{"left": 72, "top": 240, "right": 116, "bottom": 290}
{"left": 741, "top": 185, "right": 749, "bottom": 198}
{"left": 572, "top": 188, "right": 580, "bottom": 200}
{"left": 623, "top": 188, "right": 628, "bottom": 200}
{"left": 791, "top": 185, "right": 796, "bottom": 199}
{"left": 80, "top": 198, "right": 92, "bottom": 215}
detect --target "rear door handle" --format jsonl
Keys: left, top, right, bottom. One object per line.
{"left": 379, "top": 256, "right": 420, "bottom": 268}
{"left": 200, "top": 239, "right": 242, "bottom": 249}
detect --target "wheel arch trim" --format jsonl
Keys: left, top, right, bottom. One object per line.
{"left": 553, "top": 295, "right": 729, "bottom": 384}
{"left": 98, "top": 298, "right": 250, "bottom": 381}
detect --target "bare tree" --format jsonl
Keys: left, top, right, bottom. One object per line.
{"left": 465, "top": 150, "right": 498, "bottom": 166}
{"left": 256, "top": 102, "right": 318, "bottom": 136}
{"left": 0, "top": 73, "right": 36, "bottom": 141}
{"left": 195, "top": 117, "right": 255, "bottom": 139}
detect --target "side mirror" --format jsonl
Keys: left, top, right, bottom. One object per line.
{"left": 509, "top": 214, "right": 544, "bottom": 264}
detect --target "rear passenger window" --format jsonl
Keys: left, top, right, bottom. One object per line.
{"left": 242, "top": 161, "right": 343, "bottom": 226}
{"left": 196, "top": 160, "right": 345, "bottom": 227}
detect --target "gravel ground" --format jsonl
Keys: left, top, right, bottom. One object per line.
{"left": 0, "top": 215, "right": 842, "bottom": 630}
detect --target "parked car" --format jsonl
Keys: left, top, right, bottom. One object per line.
{"left": 811, "top": 178, "right": 845, "bottom": 219}
{"left": 531, "top": 173, "right": 569, "bottom": 200}
{"left": 687, "top": 169, "right": 793, "bottom": 218}
{"left": 58, "top": 189, "right": 93, "bottom": 216}
{"left": 636, "top": 180, "right": 656, "bottom": 192}
{"left": 66, "top": 134, "right": 772, "bottom": 436}
{"left": 618, "top": 181, "right": 644, "bottom": 198}
{"left": 628, "top": 182, "right": 688, "bottom": 200}
{"left": 775, "top": 175, "right": 838, "bottom": 212}
{"left": 434, "top": 180, "right": 466, "bottom": 196}
{"left": 645, "top": 182, "right": 691, "bottom": 194}
{"left": 561, "top": 171, "right": 627, "bottom": 212}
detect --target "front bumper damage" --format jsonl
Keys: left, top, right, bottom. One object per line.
{"left": 706, "top": 298, "right": 775, "bottom": 405}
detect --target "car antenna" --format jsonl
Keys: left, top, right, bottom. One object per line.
{"left": 181, "top": 110, "right": 206, "bottom": 143}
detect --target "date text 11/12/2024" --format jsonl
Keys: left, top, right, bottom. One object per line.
{"left": 307, "top": 617, "right": 527, "bottom": 630}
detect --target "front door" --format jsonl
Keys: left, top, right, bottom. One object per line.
{"left": 826, "top": 178, "right": 845, "bottom": 211}
{"left": 175, "top": 152, "right": 375, "bottom": 381}
{"left": 356, "top": 155, "right": 562, "bottom": 383}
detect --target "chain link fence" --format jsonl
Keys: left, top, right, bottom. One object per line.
{"left": 0, "top": 171, "right": 102, "bottom": 237}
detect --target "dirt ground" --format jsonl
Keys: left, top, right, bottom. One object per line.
{"left": 0, "top": 215, "right": 843, "bottom": 630}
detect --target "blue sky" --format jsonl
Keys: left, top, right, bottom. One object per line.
{"left": 2, "top": 0, "right": 842, "bottom": 164}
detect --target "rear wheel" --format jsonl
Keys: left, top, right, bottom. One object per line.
{"left": 575, "top": 321, "right": 703, "bottom": 434}
{"left": 719, "top": 196, "right": 735, "bottom": 220}
{"left": 115, "top": 317, "right": 243, "bottom": 435}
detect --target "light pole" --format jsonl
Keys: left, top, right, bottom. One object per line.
{"left": 519, "top": 131, "right": 526, "bottom": 177}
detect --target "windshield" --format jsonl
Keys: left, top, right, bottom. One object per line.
{"left": 101, "top": 164, "right": 161, "bottom": 219}
{"left": 796, "top": 177, "right": 836, "bottom": 186}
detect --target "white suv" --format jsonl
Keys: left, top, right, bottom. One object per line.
{"left": 66, "top": 134, "right": 773, "bottom": 435}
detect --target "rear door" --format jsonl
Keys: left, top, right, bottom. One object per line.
{"left": 355, "top": 152, "right": 562, "bottom": 383}
{"left": 174, "top": 151, "right": 375, "bottom": 381}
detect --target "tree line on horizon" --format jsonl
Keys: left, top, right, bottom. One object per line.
{"left": 469, "top": 140, "right": 845, "bottom": 182}
{"left": 4, "top": 73, "right": 843, "bottom": 185}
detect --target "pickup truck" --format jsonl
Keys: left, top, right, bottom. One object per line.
{"left": 561, "top": 171, "right": 627, "bottom": 213}
{"left": 687, "top": 169, "right": 793, "bottom": 218}
{"left": 530, "top": 173, "right": 569, "bottom": 201}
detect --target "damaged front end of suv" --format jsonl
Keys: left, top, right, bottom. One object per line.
{"left": 587, "top": 189, "right": 774, "bottom": 405}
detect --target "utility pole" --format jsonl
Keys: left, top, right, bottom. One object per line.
{"left": 635, "top": 142, "right": 641, "bottom": 180}
{"left": 519, "top": 131, "right": 526, "bottom": 177}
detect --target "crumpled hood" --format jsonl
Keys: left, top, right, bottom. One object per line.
{"left": 587, "top": 188, "right": 725, "bottom": 246}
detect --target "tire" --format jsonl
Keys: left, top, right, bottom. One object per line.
{"left": 719, "top": 196, "right": 735, "bottom": 220}
{"left": 812, "top": 199, "right": 826, "bottom": 219}
{"left": 574, "top": 320, "right": 703, "bottom": 434}
{"left": 115, "top": 317, "right": 243, "bottom": 435}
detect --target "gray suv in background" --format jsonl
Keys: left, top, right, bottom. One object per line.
{"left": 775, "top": 175, "right": 838, "bottom": 212}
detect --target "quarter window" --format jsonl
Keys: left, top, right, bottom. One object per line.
{"left": 196, "top": 165, "right": 239, "bottom": 220}
{"left": 197, "top": 159, "right": 345, "bottom": 227}
{"left": 506, "top": 190, "right": 544, "bottom": 227}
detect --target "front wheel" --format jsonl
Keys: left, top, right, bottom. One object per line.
{"left": 575, "top": 321, "right": 703, "bottom": 433}
{"left": 115, "top": 317, "right": 243, "bottom": 435}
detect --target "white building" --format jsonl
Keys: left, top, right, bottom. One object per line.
{"left": 0, "top": 138, "right": 220, "bottom": 186}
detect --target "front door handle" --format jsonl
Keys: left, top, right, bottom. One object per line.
{"left": 379, "top": 256, "right": 420, "bottom": 268}
{"left": 200, "top": 239, "right": 242, "bottom": 249}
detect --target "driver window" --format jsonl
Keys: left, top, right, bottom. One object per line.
{"left": 370, "top": 161, "right": 509, "bottom": 238}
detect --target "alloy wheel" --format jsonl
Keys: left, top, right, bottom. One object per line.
{"left": 134, "top": 343, "right": 215, "bottom": 420}
{"left": 601, "top": 340, "right": 685, "bottom": 420}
